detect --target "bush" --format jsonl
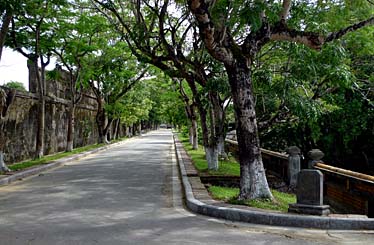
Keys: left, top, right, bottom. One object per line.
{"left": 4, "top": 81, "right": 27, "bottom": 91}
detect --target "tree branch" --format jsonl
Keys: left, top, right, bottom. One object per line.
{"left": 270, "top": 22, "right": 324, "bottom": 50}
{"left": 188, "top": 0, "right": 234, "bottom": 65}
{"left": 280, "top": 0, "right": 292, "bottom": 22}
{"left": 271, "top": 16, "right": 374, "bottom": 50}
{"left": 326, "top": 17, "right": 374, "bottom": 43}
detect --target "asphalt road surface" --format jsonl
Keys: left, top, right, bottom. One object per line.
{"left": 0, "top": 130, "right": 372, "bottom": 244}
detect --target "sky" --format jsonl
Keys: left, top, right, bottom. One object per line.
{"left": 0, "top": 48, "right": 28, "bottom": 89}
{"left": 0, "top": 48, "right": 56, "bottom": 91}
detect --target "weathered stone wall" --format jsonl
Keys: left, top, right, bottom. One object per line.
{"left": 0, "top": 72, "right": 99, "bottom": 164}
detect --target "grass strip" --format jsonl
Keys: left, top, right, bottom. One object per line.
{"left": 178, "top": 134, "right": 240, "bottom": 176}
{"left": 177, "top": 133, "right": 296, "bottom": 212}
{"left": 208, "top": 186, "right": 296, "bottom": 212}
{"left": 7, "top": 137, "right": 128, "bottom": 172}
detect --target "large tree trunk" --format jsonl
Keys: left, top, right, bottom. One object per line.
{"left": 226, "top": 62, "right": 273, "bottom": 200}
{"left": 211, "top": 92, "right": 228, "bottom": 159}
{"left": 66, "top": 104, "right": 75, "bottom": 152}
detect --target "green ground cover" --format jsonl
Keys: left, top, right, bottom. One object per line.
{"left": 178, "top": 133, "right": 296, "bottom": 212}
{"left": 179, "top": 135, "right": 240, "bottom": 176}
{"left": 208, "top": 186, "right": 296, "bottom": 212}
{"left": 7, "top": 137, "right": 127, "bottom": 172}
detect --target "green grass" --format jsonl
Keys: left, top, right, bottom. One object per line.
{"left": 8, "top": 142, "right": 112, "bottom": 171}
{"left": 178, "top": 133, "right": 296, "bottom": 212}
{"left": 208, "top": 186, "right": 296, "bottom": 212}
{"left": 178, "top": 134, "right": 240, "bottom": 176}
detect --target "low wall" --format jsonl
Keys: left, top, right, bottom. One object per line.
{"left": 225, "top": 139, "right": 289, "bottom": 182}
{"left": 314, "top": 163, "right": 374, "bottom": 218}
{"left": 225, "top": 139, "right": 374, "bottom": 218}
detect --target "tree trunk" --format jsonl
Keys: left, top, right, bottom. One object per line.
{"left": 189, "top": 125, "right": 194, "bottom": 145}
{"left": 138, "top": 123, "right": 142, "bottom": 135}
{"left": 217, "top": 134, "right": 228, "bottom": 159}
{"left": 125, "top": 125, "right": 130, "bottom": 137}
{"left": 36, "top": 94, "right": 45, "bottom": 158}
{"left": 96, "top": 100, "right": 108, "bottom": 144}
{"left": 211, "top": 92, "right": 228, "bottom": 159}
{"left": 186, "top": 78, "right": 219, "bottom": 170}
{"left": 0, "top": 9, "right": 12, "bottom": 62}
{"left": 205, "top": 146, "right": 218, "bottom": 170}
{"left": 191, "top": 117, "right": 198, "bottom": 150}
{"left": 0, "top": 151, "right": 10, "bottom": 172}
{"left": 226, "top": 61, "right": 273, "bottom": 200}
{"left": 33, "top": 58, "right": 45, "bottom": 159}
{"left": 113, "top": 118, "right": 120, "bottom": 140}
{"left": 66, "top": 104, "right": 75, "bottom": 152}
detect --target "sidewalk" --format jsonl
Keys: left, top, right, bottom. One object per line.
{"left": 173, "top": 135, "right": 374, "bottom": 230}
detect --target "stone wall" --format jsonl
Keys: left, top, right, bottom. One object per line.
{"left": 0, "top": 67, "right": 99, "bottom": 164}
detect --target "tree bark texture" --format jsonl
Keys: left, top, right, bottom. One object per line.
{"left": 96, "top": 99, "right": 108, "bottom": 144}
{"left": 191, "top": 118, "right": 198, "bottom": 150}
{"left": 66, "top": 104, "right": 75, "bottom": 152}
{"left": 211, "top": 92, "right": 227, "bottom": 159}
{"left": 32, "top": 58, "right": 45, "bottom": 159}
{"left": 226, "top": 62, "right": 273, "bottom": 200}
{"left": 217, "top": 134, "right": 227, "bottom": 160}
{"left": 189, "top": 126, "right": 194, "bottom": 145}
{"left": 195, "top": 93, "right": 219, "bottom": 170}
{"left": 205, "top": 146, "right": 218, "bottom": 170}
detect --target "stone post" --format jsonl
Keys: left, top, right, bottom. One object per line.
{"left": 286, "top": 146, "right": 301, "bottom": 187}
{"left": 308, "top": 149, "right": 324, "bottom": 169}
{"left": 288, "top": 169, "right": 330, "bottom": 215}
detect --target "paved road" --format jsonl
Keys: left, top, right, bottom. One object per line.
{"left": 0, "top": 130, "right": 372, "bottom": 244}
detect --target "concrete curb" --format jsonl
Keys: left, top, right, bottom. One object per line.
{"left": 0, "top": 136, "right": 137, "bottom": 186}
{"left": 173, "top": 135, "right": 374, "bottom": 230}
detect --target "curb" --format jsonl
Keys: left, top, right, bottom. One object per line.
{"left": 173, "top": 135, "right": 374, "bottom": 230}
{"left": 0, "top": 136, "right": 137, "bottom": 186}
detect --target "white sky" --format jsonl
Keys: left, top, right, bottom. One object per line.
{"left": 0, "top": 48, "right": 28, "bottom": 89}
{"left": 0, "top": 48, "right": 56, "bottom": 91}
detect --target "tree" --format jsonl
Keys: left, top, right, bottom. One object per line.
{"left": 51, "top": 4, "right": 106, "bottom": 151}
{"left": 84, "top": 41, "right": 148, "bottom": 143}
{"left": 9, "top": 0, "right": 67, "bottom": 158}
{"left": 0, "top": 0, "right": 23, "bottom": 62}
{"left": 3, "top": 81, "right": 26, "bottom": 91}
{"left": 92, "top": 0, "right": 230, "bottom": 170}
{"left": 188, "top": 0, "right": 374, "bottom": 200}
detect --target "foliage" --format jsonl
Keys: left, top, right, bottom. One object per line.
{"left": 3, "top": 81, "right": 26, "bottom": 91}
